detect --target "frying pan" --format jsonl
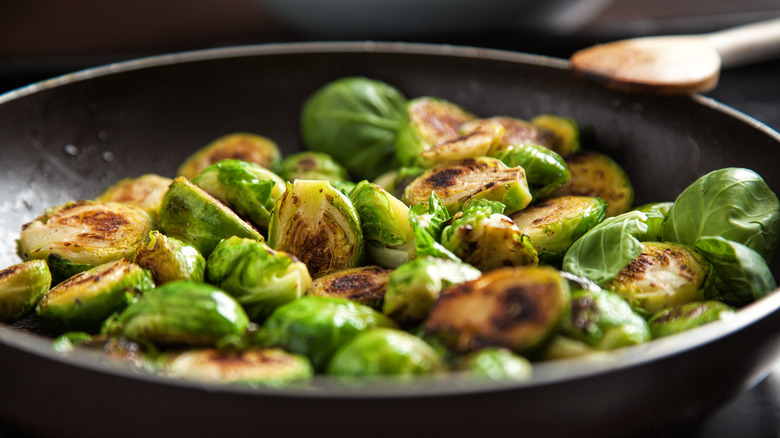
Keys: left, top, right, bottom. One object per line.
{"left": 1, "top": 42, "right": 780, "bottom": 437}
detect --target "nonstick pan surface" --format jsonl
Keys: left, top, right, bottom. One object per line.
{"left": 1, "top": 42, "right": 780, "bottom": 437}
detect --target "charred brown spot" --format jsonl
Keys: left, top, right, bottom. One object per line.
{"left": 0, "top": 264, "right": 23, "bottom": 281}
{"left": 297, "top": 156, "right": 318, "bottom": 170}
{"left": 491, "top": 285, "right": 546, "bottom": 330}
{"left": 425, "top": 167, "right": 465, "bottom": 189}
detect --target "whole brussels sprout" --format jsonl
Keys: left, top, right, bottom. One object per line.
{"left": 261, "top": 296, "right": 397, "bottom": 371}
{"left": 647, "top": 301, "right": 736, "bottom": 339}
{"left": 18, "top": 200, "right": 154, "bottom": 283}
{"left": 133, "top": 230, "right": 206, "bottom": 285}
{"left": 301, "top": 77, "right": 407, "bottom": 181}
{"left": 159, "top": 176, "right": 264, "bottom": 257}
{"left": 36, "top": 259, "right": 154, "bottom": 333}
{"left": 268, "top": 179, "right": 364, "bottom": 278}
{"left": 456, "top": 347, "right": 532, "bottom": 381}
{"left": 109, "top": 281, "right": 250, "bottom": 347}
{"left": 277, "top": 151, "right": 352, "bottom": 184}
{"left": 162, "top": 347, "right": 313, "bottom": 386}
{"left": 206, "top": 236, "right": 312, "bottom": 321}
{"left": 177, "top": 132, "right": 282, "bottom": 180}
{"left": 95, "top": 174, "right": 173, "bottom": 223}
{"left": 192, "top": 159, "right": 287, "bottom": 231}
{"left": 327, "top": 328, "right": 447, "bottom": 377}
{"left": 382, "top": 256, "right": 481, "bottom": 327}
{"left": 0, "top": 260, "right": 52, "bottom": 323}
{"left": 560, "top": 288, "right": 650, "bottom": 350}
{"left": 306, "top": 265, "right": 391, "bottom": 310}
{"left": 349, "top": 180, "right": 415, "bottom": 269}
{"left": 402, "top": 157, "right": 533, "bottom": 215}
{"left": 440, "top": 198, "right": 538, "bottom": 272}
{"left": 424, "top": 266, "right": 571, "bottom": 354}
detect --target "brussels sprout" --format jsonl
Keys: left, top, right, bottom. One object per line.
{"left": 301, "top": 77, "right": 407, "bottom": 181}
{"left": 206, "top": 236, "right": 312, "bottom": 321}
{"left": 36, "top": 259, "right": 154, "bottom": 333}
{"left": 530, "top": 114, "right": 581, "bottom": 157}
{"left": 541, "top": 335, "right": 595, "bottom": 360}
{"left": 603, "top": 242, "right": 714, "bottom": 316}
{"left": 511, "top": 196, "right": 607, "bottom": 265}
{"left": 327, "top": 328, "right": 447, "bottom": 377}
{"left": 415, "top": 118, "right": 505, "bottom": 166}
{"left": 484, "top": 116, "right": 556, "bottom": 150}
{"left": 440, "top": 199, "right": 538, "bottom": 272}
{"left": 0, "top": 260, "right": 52, "bottom": 323}
{"left": 177, "top": 132, "right": 282, "bottom": 180}
{"left": 402, "top": 157, "right": 533, "bottom": 215}
{"left": 268, "top": 179, "right": 364, "bottom": 278}
{"left": 162, "top": 347, "right": 313, "bottom": 386}
{"left": 133, "top": 230, "right": 205, "bottom": 285}
{"left": 395, "top": 97, "right": 477, "bottom": 167}
{"left": 349, "top": 180, "right": 415, "bottom": 268}
{"left": 633, "top": 202, "right": 673, "bottom": 242}
{"left": 382, "top": 256, "right": 482, "bottom": 327}
{"left": 424, "top": 266, "right": 571, "bottom": 354}
{"left": 18, "top": 200, "right": 154, "bottom": 283}
{"left": 561, "top": 288, "right": 650, "bottom": 350}
{"left": 278, "top": 151, "right": 352, "bottom": 183}
{"left": 549, "top": 150, "right": 634, "bottom": 217}
{"left": 95, "top": 174, "right": 173, "bottom": 223}
{"left": 52, "top": 331, "right": 93, "bottom": 353}
{"left": 456, "top": 347, "right": 532, "bottom": 381}
{"left": 261, "top": 296, "right": 397, "bottom": 371}
{"left": 663, "top": 167, "right": 780, "bottom": 262}
{"left": 647, "top": 301, "right": 736, "bottom": 339}
{"left": 493, "top": 144, "right": 571, "bottom": 199}
{"left": 192, "top": 159, "right": 286, "bottom": 231}
{"left": 408, "top": 192, "right": 451, "bottom": 241}
{"left": 306, "top": 265, "right": 391, "bottom": 310}
{"left": 159, "top": 176, "right": 263, "bottom": 257}
{"left": 373, "top": 166, "right": 426, "bottom": 200}
{"left": 110, "top": 281, "right": 250, "bottom": 347}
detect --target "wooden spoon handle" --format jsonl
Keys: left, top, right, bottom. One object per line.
{"left": 708, "top": 17, "right": 780, "bottom": 69}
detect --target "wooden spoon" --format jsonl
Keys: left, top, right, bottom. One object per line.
{"left": 570, "top": 17, "right": 780, "bottom": 94}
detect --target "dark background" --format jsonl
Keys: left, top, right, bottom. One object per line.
{"left": 2, "top": 0, "right": 780, "bottom": 436}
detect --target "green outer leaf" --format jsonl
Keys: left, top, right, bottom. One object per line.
{"left": 349, "top": 180, "right": 411, "bottom": 248}
{"left": 561, "top": 289, "right": 650, "bottom": 350}
{"left": 663, "top": 167, "right": 780, "bottom": 261}
{"left": 300, "top": 77, "right": 406, "bottom": 180}
{"left": 633, "top": 202, "right": 673, "bottom": 242}
{"left": 493, "top": 143, "right": 571, "bottom": 199}
{"left": 0, "top": 259, "right": 52, "bottom": 323}
{"left": 562, "top": 211, "right": 648, "bottom": 285}
{"left": 694, "top": 236, "right": 777, "bottom": 306}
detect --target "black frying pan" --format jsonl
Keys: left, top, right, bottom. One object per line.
{"left": 2, "top": 42, "right": 780, "bottom": 437}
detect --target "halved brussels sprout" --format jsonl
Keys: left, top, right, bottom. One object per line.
{"left": 456, "top": 347, "right": 533, "bottom": 381}
{"left": 549, "top": 150, "right": 634, "bottom": 217}
{"left": 162, "top": 347, "right": 313, "bottom": 386}
{"left": 530, "top": 114, "right": 581, "bottom": 157}
{"left": 278, "top": 151, "right": 352, "bottom": 184}
{"left": 18, "top": 200, "right": 154, "bottom": 282}
{"left": 484, "top": 116, "right": 556, "bottom": 150}
{"left": 306, "top": 265, "right": 391, "bottom": 310}
{"left": 327, "top": 327, "right": 447, "bottom": 377}
{"left": 647, "top": 301, "right": 736, "bottom": 339}
{"left": 603, "top": 242, "right": 714, "bottom": 316}
{"left": 416, "top": 118, "right": 505, "bottom": 166}
{"left": 440, "top": 199, "right": 538, "bottom": 272}
{"left": 95, "top": 174, "right": 173, "bottom": 223}
{"left": 109, "top": 281, "right": 250, "bottom": 347}
{"left": 402, "top": 157, "right": 533, "bottom": 215}
{"left": 373, "top": 166, "right": 426, "bottom": 200}
{"left": 493, "top": 143, "right": 571, "bottom": 199}
{"left": 177, "top": 132, "right": 282, "bottom": 180}
{"left": 133, "top": 230, "right": 205, "bottom": 285}
{"left": 192, "top": 159, "right": 286, "bottom": 231}
{"left": 301, "top": 77, "right": 406, "bottom": 181}
{"left": 159, "top": 176, "right": 263, "bottom": 257}
{"left": 349, "top": 180, "right": 415, "bottom": 268}
{"left": 268, "top": 179, "right": 364, "bottom": 278}
{"left": 261, "top": 296, "right": 398, "bottom": 371}
{"left": 424, "top": 266, "right": 570, "bottom": 354}
{"left": 0, "top": 260, "right": 52, "bottom": 323}
{"left": 395, "top": 96, "right": 476, "bottom": 168}
{"left": 206, "top": 236, "right": 312, "bottom": 321}
{"left": 511, "top": 196, "right": 607, "bottom": 265}
{"left": 382, "top": 256, "right": 482, "bottom": 327}
{"left": 561, "top": 288, "right": 650, "bottom": 350}
{"left": 36, "top": 259, "right": 154, "bottom": 333}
